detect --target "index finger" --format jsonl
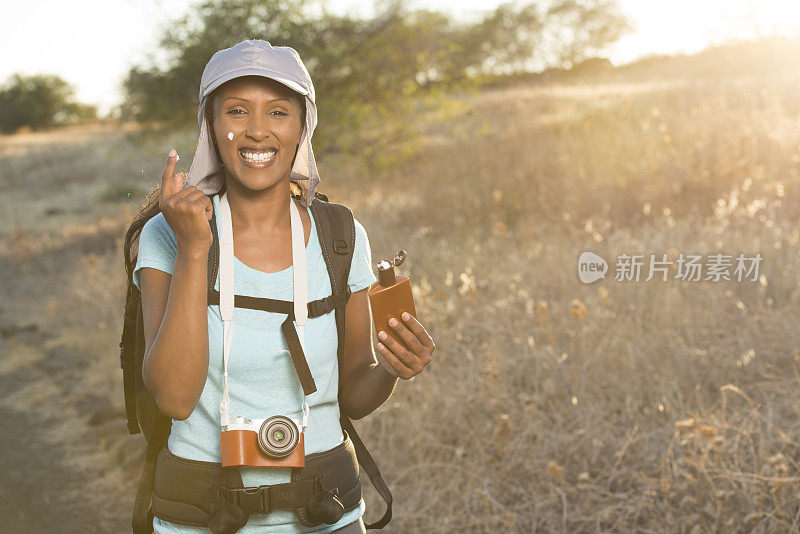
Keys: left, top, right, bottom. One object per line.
{"left": 161, "top": 149, "right": 179, "bottom": 199}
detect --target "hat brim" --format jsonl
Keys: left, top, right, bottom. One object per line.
{"left": 202, "top": 68, "right": 309, "bottom": 101}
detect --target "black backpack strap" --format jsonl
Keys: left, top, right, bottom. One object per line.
{"left": 131, "top": 295, "right": 173, "bottom": 533}
{"left": 309, "top": 197, "right": 354, "bottom": 328}
{"left": 207, "top": 197, "right": 219, "bottom": 292}
{"left": 339, "top": 417, "right": 392, "bottom": 529}
{"left": 132, "top": 413, "right": 171, "bottom": 533}
{"left": 120, "top": 286, "right": 142, "bottom": 435}
{"left": 311, "top": 197, "right": 393, "bottom": 529}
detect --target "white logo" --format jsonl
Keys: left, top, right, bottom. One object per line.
{"left": 578, "top": 251, "right": 608, "bottom": 284}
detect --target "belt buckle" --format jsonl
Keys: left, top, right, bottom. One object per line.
{"left": 238, "top": 485, "right": 271, "bottom": 514}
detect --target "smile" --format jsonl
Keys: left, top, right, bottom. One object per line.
{"left": 239, "top": 148, "right": 277, "bottom": 168}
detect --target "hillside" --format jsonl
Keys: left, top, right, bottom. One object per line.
{"left": 2, "top": 40, "right": 800, "bottom": 531}
{"left": 481, "top": 35, "right": 800, "bottom": 87}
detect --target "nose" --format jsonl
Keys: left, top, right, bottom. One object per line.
{"left": 245, "top": 110, "right": 273, "bottom": 141}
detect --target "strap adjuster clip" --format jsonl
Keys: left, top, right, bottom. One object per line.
{"left": 308, "top": 289, "right": 349, "bottom": 317}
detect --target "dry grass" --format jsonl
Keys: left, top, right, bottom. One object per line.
{"left": 2, "top": 61, "right": 800, "bottom": 532}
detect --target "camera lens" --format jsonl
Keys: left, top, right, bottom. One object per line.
{"left": 258, "top": 416, "right": 299, "bottom": 457}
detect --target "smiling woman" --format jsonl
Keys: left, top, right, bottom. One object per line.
{"left": 204, "top": 77, "right": 307, "bottom": 178}
{"left": 117, "top": 39, "right": 434, "bottom": 534}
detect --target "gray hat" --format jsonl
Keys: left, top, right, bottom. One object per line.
{"left": 184, "top": 39, "right": 320, "bottom": 208}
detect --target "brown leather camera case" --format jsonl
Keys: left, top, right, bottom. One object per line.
{"left": 220, "top": 430, "right": 306, "bottom": 468}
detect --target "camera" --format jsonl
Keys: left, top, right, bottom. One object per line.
{"left": 220, "top": 402, "right": 309, "bottom": 468}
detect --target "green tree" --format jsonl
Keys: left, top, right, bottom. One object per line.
{"left": 0, "top": 73, "right": 97, "bottom": 134}
{"left": 119, "top": 0, "right": 629, "bottom": 165}
{"left": 118, "top": 0, "right": 312, "bottom": 133}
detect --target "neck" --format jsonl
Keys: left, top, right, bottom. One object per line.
{"left": 222, "top": 175, "right": 298, "bottom": 235}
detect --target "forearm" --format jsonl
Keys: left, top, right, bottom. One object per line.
{"left": 144, "top": 246, "right": 210, "bottom": 420}
{"left": 340, "top": 360, "right": 399, "bottom": 420}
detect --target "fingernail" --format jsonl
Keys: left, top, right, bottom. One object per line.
{"left": 168, "top": 149, "right": 176, "bottom": 158}
{"left": 176, "top": 154, "right": 180, "bottom": 161}
{"left": 402, "top": 313, "right": 410, "bottom": 320}
{"left": 389, "top": 318, "right": 398, "bottom": 327}
{"left": 379, "top": 331, "right": 387, "bottom": 339}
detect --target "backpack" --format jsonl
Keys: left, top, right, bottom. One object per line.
{"left": 119, "top": 189, "right": 392, "bottom": 532}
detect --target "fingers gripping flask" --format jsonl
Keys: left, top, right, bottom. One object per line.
{"left": 368, "top": 250, "right": 417, "bottom": 377}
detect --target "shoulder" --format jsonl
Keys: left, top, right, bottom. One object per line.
{"left": 353, "top": 216, "right": 368, "bottom": 239}
{"left": 142, "top": 211, "right": 173, "bottom": 235}
{"left": 346, "top": 214, "right": 377, "bottom": 292}
{"left": 311, "top": 198, "right": 368, "bottom": 241}
{"left": 142, "top": 211, "right": 175, "bottom": 238}
{"left": 133, "top": 211, "right": 179, "bottom": 289}
{"left": 353, "top": 215, "right": 367, "bottom": 233}
{"left": 139, "top": 211, "right": 177, "bottom": 253}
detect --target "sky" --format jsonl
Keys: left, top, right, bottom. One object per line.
{"left": 2, "top": 0, "right": 798, "bottom": 117}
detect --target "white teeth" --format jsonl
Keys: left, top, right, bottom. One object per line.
{"left": 240, "top": 149, "right": 276, "bottom": 163}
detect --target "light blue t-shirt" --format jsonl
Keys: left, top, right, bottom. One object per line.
{"left": 133, "top": 193, "right": 377, "bottom": 533}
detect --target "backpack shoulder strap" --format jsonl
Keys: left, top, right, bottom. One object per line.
{"left": 120, "top": 285, "right": 142, "bottom": 435}
{"left": 131, "top": 282, "right": 173, "bottom": 533}
{"left": 207, "top": 197, "right": 219, "bottom": 292}
{"left": 310, "top": 195, "right": 393, "bottom": 529}
{"left": 309, "top": 195, "right": 355, "bottom": 337}
{"left": 132, "top": 404, "right": 171, "bottom": 533}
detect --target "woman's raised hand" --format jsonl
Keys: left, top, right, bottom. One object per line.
{"left": 159, "top": 149, "right": 213, "bottom": 254}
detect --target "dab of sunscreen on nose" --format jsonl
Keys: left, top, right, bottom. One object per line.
{"left": 227, "top": 132, "right": 234, "bottom": 141}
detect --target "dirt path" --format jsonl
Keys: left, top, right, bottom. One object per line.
{"left": 0, "top": 371, "right": 103, "bottom": 533}
{"left": 0, "top": 222, "right": 135, "bottom": 532}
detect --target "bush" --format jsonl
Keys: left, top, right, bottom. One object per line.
{"left": 0, "top": 73, "right": 97, "bottom": 134}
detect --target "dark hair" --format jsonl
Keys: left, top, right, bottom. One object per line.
{"left": 122, "top": 189, "right": 160, "bottom": 305}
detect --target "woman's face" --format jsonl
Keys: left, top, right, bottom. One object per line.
{"left": 210, "top": 75, "right": 304, "bottom": 192}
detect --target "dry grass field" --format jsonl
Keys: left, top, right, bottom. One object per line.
{"left": 2, "top": 47, "right": 800, "bottom": 532}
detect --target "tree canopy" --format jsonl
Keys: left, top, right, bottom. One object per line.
{"left": 119, "top": 0, "right": 629, "bottom": 157}
{"left": 0, "top": 73, "right": 97, "bottom": 134}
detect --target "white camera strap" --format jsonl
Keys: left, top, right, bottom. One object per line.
{"left": 218, "top": 191, "right": 310, "bottom": 431}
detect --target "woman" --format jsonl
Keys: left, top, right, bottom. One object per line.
{"left": 127, "top": 40, "right": 435, "bottom": 533}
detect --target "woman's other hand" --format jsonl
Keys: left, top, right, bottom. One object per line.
{"left": 376, "top": 313, "right": 435, "bottom": 380}
{"left": 159, "top": 149, "right": 213, "bottom": 254}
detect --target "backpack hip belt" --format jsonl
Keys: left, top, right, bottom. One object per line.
{"left": 151, "top": 428, "right": 363, "bottom": 532}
